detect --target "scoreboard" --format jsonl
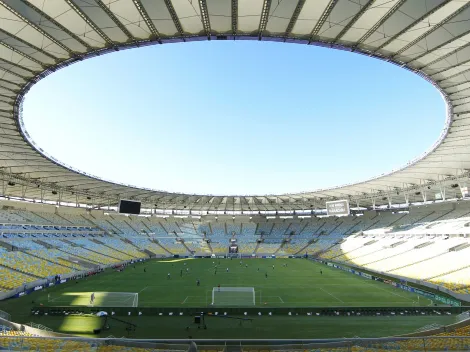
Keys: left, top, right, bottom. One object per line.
{"left": 326, "top": 200, "right": 350, "bottom": 216}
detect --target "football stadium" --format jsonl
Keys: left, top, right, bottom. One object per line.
{"left": 1, "top": 0, "right": 470, "bottom": 351}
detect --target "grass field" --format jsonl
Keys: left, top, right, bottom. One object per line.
{"left": 38, "top": 258, "right": 434, "bottom": 307}
{"left": 0, "top": 258, "right": 459, "bottom": 339}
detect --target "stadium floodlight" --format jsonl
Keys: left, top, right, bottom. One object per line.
{"left": 211, "top": 287, "right": 255, "bottom": 306}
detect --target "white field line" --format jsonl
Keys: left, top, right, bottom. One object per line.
{"left": 319, "top": 287, "right": 344, "bottom": 303}
{"left": 136, "top": 300, "right": 417, "bottom": 305}
{"left": 49, "top": 297, "right": 63, "bottom": 302}
{"left": 367, "top": 283, "right": 415, "bottom": 302}
{"left": 278, "top": 296, "right": 284, "bottom": 303}
{"left": 182, "top": 296, "right": 189, "bottom": 304}
{"left": 133, "top": 283, "right": 371, "bottom": 289}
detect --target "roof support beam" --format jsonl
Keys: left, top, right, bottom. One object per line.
{"left": 375, "top": 0, "right": 452, "bottom": 51}
{"left": 131, "top": 0, "right": 161, "bottom": 42}
{"left": 431, "top": 57, "right": 470, "bottom": 76}
{"left": 427, "top": 43, "right": 470, "bottom": 74}
{"left": 0, "top": 78, "right": 20, "bottom": 90}
{"left": 442, "top": 81, "right": 470, "bottom": 90}
{"left": 0, "top": 57, "right": 36, "bottom": 75}
{"left": 18, "top": 0, "right": 93, "bottom": 51}
{"left": 0, "top": 0, "right": 75, "bottom": 55}
{"left": 308, "top": 0, "right": 339, "bottom": 43}
{"left": 0, "top": 28, "right": 58, "bottom": 62}
{"left": 284, "top": 0, "right": 305, "bottom": 38}
{"left": 334, "top": 0, "right": 375, "bottom": 42}
{"left": 231, "top": 0, "right": 238, "bottom": 34}
{"left": 393, "top": 2, "right": 470, "bottom": 57}
{"left": 0, "top": 95, "right": 12, "bottom": 103}
{"left": 258, "top": 0, "right": 272, "bottom": 40}
{"left": 198, "top": 0, "right": 212, "bottom": 39}
{"left": 0, "top": 41, "right": 45, "bottom": 68}
{"left": 163, "top": 0, "right": 185, "bottom": 37}
{"left": 357, "top": 0, "right": 407, "bottom": 45}
{"left": 95, "top": 0, "right": 135, "bottom": 41}
{"left": 0, "top": 66, "right": 28, "bottom": 81}
{"left": 2, "top": 164, "right": 65, "bottom": 170}
{"left": 64, "top": 0, "right": 114, "bottom": 45}
{"left": 438, "top": 66, "right": 470, "bottom": 83}
{"left": 412, "top": 31, "right": 470, "bottom": 66}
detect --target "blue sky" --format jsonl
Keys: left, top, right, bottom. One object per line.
{"left": 23, "top": 41, "right": 445, "bottom": 196}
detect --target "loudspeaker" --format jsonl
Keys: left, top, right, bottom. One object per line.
{"left": 93, "top": 328, "right": 101, "bottom": 334}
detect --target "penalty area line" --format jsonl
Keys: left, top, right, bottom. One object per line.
{"left": 259, "top": 296, "right": 285, "bottom": 303}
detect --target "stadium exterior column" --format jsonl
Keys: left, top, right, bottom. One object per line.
{"left": 439, "top": 185, "right": 446, "bottom": 201}
{"left": 21, "top": 184, "right": 27, "bottom": 199}
{"left": 458, "top": 181, "right": 467, "bottom": 198}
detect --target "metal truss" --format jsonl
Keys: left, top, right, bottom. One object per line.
{"left": 0, "top": 0, "right": 467, "bottom": 212}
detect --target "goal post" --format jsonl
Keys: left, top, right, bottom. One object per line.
{"left": 211, "top": 287, "right": 255, "bottom": 306}
{"left": 47, "top": 292, "right": 138, "bottom": 307}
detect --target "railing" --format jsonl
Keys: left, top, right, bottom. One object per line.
{"left": 457, "top": 310, "right": 470, "bottom": 322}
{"left": 415, "top": 324, "right": 444, "bottom": 333}
{"left": 1, "top": 336, "right": 470, "bottom": 351}
{"left": 27, "top": 322, "right": 52, "bottom": 332}
{"left": 0, "top": 310, "right": 11, "bottom": 321}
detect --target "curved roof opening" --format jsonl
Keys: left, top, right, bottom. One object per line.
{"left": 22, "top": 41, "right": 444, "bottom": 196}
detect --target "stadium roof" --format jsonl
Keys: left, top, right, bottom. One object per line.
{"left": 1, "top": 0, "right": 470, "bottom": 212}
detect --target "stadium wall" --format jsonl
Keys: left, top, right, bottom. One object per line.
{"left": 0, "top": 317, "right": 73, "bottom": 338}
{"left": 2, "top": 334, "right": 470, "bottom": 350}
{"left": 399, "top": 316, "right": 470, "bottom": 338}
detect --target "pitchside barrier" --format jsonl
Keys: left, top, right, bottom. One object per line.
{"left": 312, "top": 259, "right": 466, "bottom": 306}
{"left": 3, "top": 336, "right": 470, "bottom": 351}
{"left": 32, "top": 305, "right": 469, "bottom": 317}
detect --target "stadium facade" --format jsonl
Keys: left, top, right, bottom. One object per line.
{"left": 0, "top": 0, "right": 469, "bottom": 212}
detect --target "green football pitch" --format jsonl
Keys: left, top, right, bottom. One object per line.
{"left": 0, "top": 258, "right": 460, "bottom": 339}
{"left": 39, "top": 258, "right": 434, "bottom": 307}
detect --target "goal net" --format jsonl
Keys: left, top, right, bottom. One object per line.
{"left": 211, "top": 287, "right": 255, "bottom": 306}
{"left": 47, "top": 292, "right": 138, "bottom": 307}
